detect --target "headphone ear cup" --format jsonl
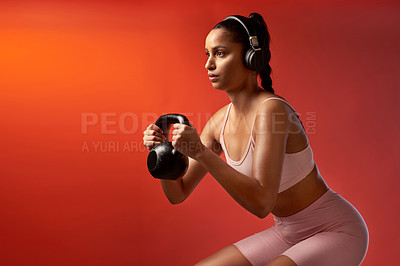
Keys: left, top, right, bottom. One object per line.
{"left": 245, "top": 49, "right": 265, "bottom": 71}
{"left": 244, "top": 49, "right": 257, "bottom": 71}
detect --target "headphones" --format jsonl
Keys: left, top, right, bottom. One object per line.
{"left": 223, "top": 15, "right": 266, "bottom": 72}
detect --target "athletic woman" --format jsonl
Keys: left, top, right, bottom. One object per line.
{"left": 143, "top": 13, "right": 369, "bottom": 266}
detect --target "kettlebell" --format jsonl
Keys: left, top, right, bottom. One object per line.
{"left": 147, "top": 114, "right": 191, "bottom": 180}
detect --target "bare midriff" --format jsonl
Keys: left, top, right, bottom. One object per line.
{"left": 272, "top": 165, "right": 329, "bottom": 217}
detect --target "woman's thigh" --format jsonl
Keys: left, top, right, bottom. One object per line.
{"left": 233, "top": 226, "right": 292, "bottom": 265}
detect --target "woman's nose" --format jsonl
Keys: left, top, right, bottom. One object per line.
{"left": 205, "top": 57, "right": 215, "bottom": 71}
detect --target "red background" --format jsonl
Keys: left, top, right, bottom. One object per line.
{"left": 1, "top": 0, "right": 399, "bottom": 265}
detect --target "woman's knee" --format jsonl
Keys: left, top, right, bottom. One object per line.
{"left": 195, "top": 245, "right": 252, "bottom": 266}
{"left": 265, "top": 255, "right": 297, "bottom": 266}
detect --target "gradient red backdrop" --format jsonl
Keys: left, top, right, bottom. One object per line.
{"left": 1, "top": 0, "right": 399, "bottom": 265}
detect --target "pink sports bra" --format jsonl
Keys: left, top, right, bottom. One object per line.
{"left": 219, "top": 97, "right": 315, "bottom": 193}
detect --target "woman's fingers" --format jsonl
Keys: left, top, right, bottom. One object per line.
{"left": 143, "top": 124, "right": 167, "bottom": 150}
{"left": 145, "top": 124, "right": 166, "bottom": 139}
{"left": 143, "top": 134, "right": 164, "bottom": 142}
{"left": 145, "top": 124, "right": 163, "bottom": 136}
{"left": 143, "top": 135, "right": 163, "bottom": 150}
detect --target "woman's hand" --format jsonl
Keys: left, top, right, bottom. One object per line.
{"left": 172, "top": 123, "right": 205, "bottom": 160}
{"left": 143, "top": 124, "right": 167, "bottom": 150}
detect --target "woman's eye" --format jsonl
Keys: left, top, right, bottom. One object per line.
{"left": 205, "top": 52, "right": 210, "bottom": 57}
{"left": 216, "top": 51, "right": 224, "bottom": 57}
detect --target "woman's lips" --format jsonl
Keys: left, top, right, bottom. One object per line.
{"left": 208, "top": 73, "right": 219, "bottom": 82}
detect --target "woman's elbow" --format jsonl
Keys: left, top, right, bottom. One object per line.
{"left": 255, "top": 208, "right": 270, "bottom": 219}
{"left": 253, "top": 199, "right": 274, "bottom": 219}
{"left": 247, "top": 204, "right": 271, "bottom": 218}
{"left": 169, "top": 198, "right": 184, "bottom": 205}
{"left": 166, "top": 194, "right": 186, "bottom": 205}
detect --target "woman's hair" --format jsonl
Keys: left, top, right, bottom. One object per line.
{"left": 213, "top": 13, "right": 274, "bottom": 93}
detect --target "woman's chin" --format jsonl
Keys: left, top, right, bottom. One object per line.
{"left": 211, "top": 83, "right": 227, "bottom": 91}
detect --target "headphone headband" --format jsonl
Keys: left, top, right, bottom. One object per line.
{"left": 223, "top": 15, "right": 261, "bottom": 51}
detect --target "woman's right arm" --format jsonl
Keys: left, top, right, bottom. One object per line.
{"left": 143, "top": 112, "right": 223, "bottom": 204}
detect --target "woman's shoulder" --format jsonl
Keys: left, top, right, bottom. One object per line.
{"left": 256, "top": 92, "right": 293, "bottom": 113}
{"left": 258, "top": 92, "right": 289, "bottom": 104}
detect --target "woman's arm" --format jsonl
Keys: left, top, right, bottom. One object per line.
{"left": 160, "top": 112, "right": 223, "bottom": 204}
{"left": 173, "top": 101, "right": 289, "bottom": 218}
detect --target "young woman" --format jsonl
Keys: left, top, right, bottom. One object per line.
{"left": 143, "top": 13, "right": 369, "bottom": 266}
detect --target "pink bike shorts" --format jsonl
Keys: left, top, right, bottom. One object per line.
{"left": 234, "top": 189, "right": 369, "bottom": 266}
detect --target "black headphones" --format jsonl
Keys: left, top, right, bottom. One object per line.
{"left": 223, "top": 15, "right": 266, "bottom": 72}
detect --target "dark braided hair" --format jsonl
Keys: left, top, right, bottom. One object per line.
{"left": 213, "top": 13, "right": 274, "bottom": 93}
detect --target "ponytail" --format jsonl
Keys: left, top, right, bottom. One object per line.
{"left": 259, "top": 61, "right": 274, "bottom": 93}
{"left": 249, "top": 13, "right": 274, "bottom": 93}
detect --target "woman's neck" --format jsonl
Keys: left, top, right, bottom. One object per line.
{"left": 226, "top": 80, "right": 264, "bottom": 115}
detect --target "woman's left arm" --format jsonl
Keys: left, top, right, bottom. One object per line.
{"left": 172, "top": 101, "right": 289, "bottom": 218}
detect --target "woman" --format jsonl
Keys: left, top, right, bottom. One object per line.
{"left": 143, "top": 13, "right": 368, "bottom": 266}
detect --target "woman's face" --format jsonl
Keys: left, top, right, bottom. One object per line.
{"left": 205, "top": 28, "right": 252, "bottom": 91}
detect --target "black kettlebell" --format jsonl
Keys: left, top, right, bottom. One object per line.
{"left": 147, "top": 114, "right": 191, "bottom": 180}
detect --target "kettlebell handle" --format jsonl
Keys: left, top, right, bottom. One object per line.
{"left": 155, "top": 114, "right": 191, "bottom": 134}
{"left": 147, "top": 113, "right": 191, "bottom": 180}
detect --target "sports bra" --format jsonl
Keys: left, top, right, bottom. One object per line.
{"left": 219, "top": 97, "right": 315, "bottom": 193}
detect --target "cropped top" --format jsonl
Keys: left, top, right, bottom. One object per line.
{"left": 219, "top": 97, "right": 315, "bottom": 193}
